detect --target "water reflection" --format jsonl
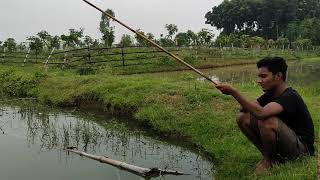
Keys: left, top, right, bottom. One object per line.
{"left": 0, "top": 104, "right": 214, "bottom": 180}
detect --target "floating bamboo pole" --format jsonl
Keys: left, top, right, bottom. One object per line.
{"left": 65, "top": 148, "right": 188, "bottom": 178}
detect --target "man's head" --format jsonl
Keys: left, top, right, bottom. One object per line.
{"left": 256, "top": 57, "right": 288, "bottom": 92}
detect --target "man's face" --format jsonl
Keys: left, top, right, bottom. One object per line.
{"left": 257, "top": 67, "right": 277, "bottom": 92}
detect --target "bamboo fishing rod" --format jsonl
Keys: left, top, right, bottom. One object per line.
{"left": 82, "top": 0, "right": 218, "bottom": 85}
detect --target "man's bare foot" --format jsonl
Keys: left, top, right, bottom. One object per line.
{"left": 255, "top": 159, "right": 271, "bottom": 175}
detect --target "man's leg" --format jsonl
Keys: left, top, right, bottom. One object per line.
{"left": 237, "top": 113, "right": 277, "bottom": 174}
{"left": 257, "top": 116, "right": 279, "bottom": 170}
{"left": 236, "top": 112, "right": 264, "bottom": 156}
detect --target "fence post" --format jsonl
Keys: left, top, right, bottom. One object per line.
{"left": 63, "top": 45, "right": 69, "bottom": 69}
{"left": 44, "top": 47, "right": 56, "bottom": 71}
{"left": 87, "top": 45, "right": 91, "bottom": 62}
{"left": 121, "top": 46, "right": 125, "bottom": 67}
{"left": 23, "top": 48, "right": 30, "bottom": 66}
{"left": 2, "top": 48, "right": 6, "bottom": 63}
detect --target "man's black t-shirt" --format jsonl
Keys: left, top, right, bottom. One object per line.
{"left": 257, "top": 87, "right": 315, "bottom": 154}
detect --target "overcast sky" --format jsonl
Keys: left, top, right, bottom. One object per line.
{"left": 0, "top": 0, "right": 223, "bottom": 43}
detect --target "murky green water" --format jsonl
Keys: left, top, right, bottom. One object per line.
{"left": 0, "top": 102, "right": 214, "bottom": 180}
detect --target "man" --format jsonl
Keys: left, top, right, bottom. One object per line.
{"left": 215, "top": 57, "right": 314, "bottom": 174}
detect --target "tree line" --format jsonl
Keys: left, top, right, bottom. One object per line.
{"left": 0, "top": 9, "right": 214, "bottom": 54}
{"left": 205, "top": 0, "right": 320, "bottom": 46}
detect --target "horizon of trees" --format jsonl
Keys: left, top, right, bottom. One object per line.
{"left": 205, "top": 0, "right": 320, "bottom": 46}
{"left": 2, "top": 2, "right": 320, "bottom": 53}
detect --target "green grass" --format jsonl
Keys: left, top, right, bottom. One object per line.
{"left": 0, "top": 61, "right": 318, "bottom": 179}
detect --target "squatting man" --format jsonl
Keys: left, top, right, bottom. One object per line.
{"left": 215, "top": 57, "right": 314, "bottom": 174}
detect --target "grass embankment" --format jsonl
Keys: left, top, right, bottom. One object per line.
{"left": 0, "top": 65, "right": 318, "bottom": 179}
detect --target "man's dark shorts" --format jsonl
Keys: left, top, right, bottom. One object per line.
{"left": 250, "top": 116, "right": 307, "bottom": 162}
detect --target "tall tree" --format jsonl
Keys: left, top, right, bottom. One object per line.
{"left": 186, "top": 30, "right": 198, "bottom": 46}
{"left": 100, "top": 9, "right": 115, "bottom": 47}
{"left": 165, "top": 24, "right": 178, "bottom": 40}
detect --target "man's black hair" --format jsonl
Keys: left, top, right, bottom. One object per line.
{"left": 257, "top": 57, "right": 288, "bottom": 81}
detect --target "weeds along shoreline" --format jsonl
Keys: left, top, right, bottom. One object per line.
{"left": 0, "top": 65, "right": 317, "bottom": 179}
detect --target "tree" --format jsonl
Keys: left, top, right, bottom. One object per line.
{"left": 100, "top": 9, "right": 115, "bottom": 47}
{"left": 276, "top": 37, "right": 290, "bottom": 49}
{"left": 27, "top": 36, "right": 43, "bottom": 55}
{"left": 84, "top": 35, "right": 94, "bottom": 47}
{"left": 135, "top": 29, "right": 147, "bottom": 46}
{"left": 175, "top": 32, "right": 190, "bottom": 47}
{"left": 61, "top": 28, "right": 84, "bottom": 48}
{"left": 17, "top": 42, "right": 27, "bottom": 51}
{"left": 119, "top": 34, "right": 134, "bottom": 47}
{"left": 37, "top": 30, "right": 51, "bottom": 49}
{"left": 165, "top": 24, "right": 178, "bottom": 40}
{"left": 299, "top": 18, "right": 320, "bottom": 45}
{"left": 250, "top": 36, "right": 265, "bottom": 48}
{"left": 92, "top": 39, "right": 100, "bottom": 48}
{"left": 229, "top": 33, "right": 240, "bottom": 48}
{"left": 3, "top": 38, "right": 17, "bottom": 52}
{"left": 239, "top": 35, "right": 250, "bottom": 48}
{"left": 205, "top": 0, "right": 320, "bottom": 41}
{"left": 146, "top": 33, "right": 155, "bottom": 41}
{"left": 293, "top": 38, "right": 312, "bottom": 50}
{"left": 197, "top": 28, "right": 215, "bottom": 46}
{"left": 50, "top": 35, "right": 61, "bottom": 50}
{"left": 215, "top": 35, "right": 231, "bottom": 47}
{"left": 186, "top": 30, "right": 198, "bottom": 46}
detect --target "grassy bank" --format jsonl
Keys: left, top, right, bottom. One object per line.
{"left": 0, "top": 65, "right": 318, "bottom": 179}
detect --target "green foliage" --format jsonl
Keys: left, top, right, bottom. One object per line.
{"left": 206, "top": 0, "right": 320, "bottom": 44}
{"left": 0, "top": 62, "right": 317, "bottom": 179}
{"left": 197, "top": 28, "right": 215, "bottom": 46}
{"left": 165, "top": 24, "right": 178, "bottom": 40}
{"left": 100, "top": 9, "right": 115, "bottom": 47}
{"left": 0, "top": 68, "right": 46, "bottom": 97}
{"left": 119, "top": 34, "right": 134, "bottom": 47}
{"left": 3, "top": 38, "right": 17, "bottom": 52}
{"left": 27, "top": 36, "right": 44, "bottom": 55}
{"left": 175, "top": 32, "right": 190, "bottom": 47}
{"left": 83, "top": 35, "right": 94, "bottom": 47}
{"left": 134, "top": 29, "right": 147, "bottom": 46}
{"left": 76, "top": 67, "right": 96, "bottom": 75}
{"left": 61, "top": 28, "right": 84, "bottom": 48}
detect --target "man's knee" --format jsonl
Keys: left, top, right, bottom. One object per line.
{"left": 258, "top": 116, "right": 279, "bottom": 133}
{"left": 236, "top": 112, "right": 250, "bottom": 128}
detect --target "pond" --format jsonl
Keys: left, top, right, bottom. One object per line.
{"left": 149, "top": 60, "right": 320, "bottom": 86}
{"left": 0, "top": 101, "right": 214, "bottom": 180}
{"left": 199, "top": 61, "right": 320, "bottom": 85}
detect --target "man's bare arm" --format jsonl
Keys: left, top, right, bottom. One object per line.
{"left": 232, "top": 90, "right": 283, "bottom": 119}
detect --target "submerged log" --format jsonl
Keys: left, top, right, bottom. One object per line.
{"left": 65, "top": 148, "right": 188, "bottom": 178}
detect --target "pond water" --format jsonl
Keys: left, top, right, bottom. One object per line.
{"left": 149, "top": 61, "right": 320, "bottom": 86}
{"left": 199, "top": 61, "right": 320, "bottom": 85}
{"left": 0, "top": 102, "right": 214, "bottom": 180}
